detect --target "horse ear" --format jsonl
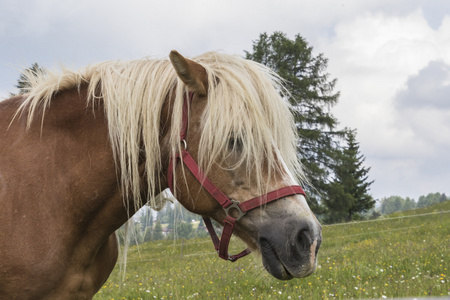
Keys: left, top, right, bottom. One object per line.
{"left": 169, "top": 50, "right": 207, "bottom": 96}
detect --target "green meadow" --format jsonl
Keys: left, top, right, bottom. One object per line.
{"left": 94, "top": 201, "right": 450, "bottom": 299}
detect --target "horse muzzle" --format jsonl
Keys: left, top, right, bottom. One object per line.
{"left": 258, "top": 219, "right": 322, "bottom": 280}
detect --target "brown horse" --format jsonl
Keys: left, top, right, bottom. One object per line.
{"left": 0, "top": 51, "right": 322, "bottom": 299}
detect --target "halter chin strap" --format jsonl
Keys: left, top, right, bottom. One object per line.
{"left": 167, "top": 92, "right": 306, "bottom": 262}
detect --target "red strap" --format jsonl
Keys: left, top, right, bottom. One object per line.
{"left": 168, "top": 92, "right": 194, "bottom": 194}
{"left": 203, "top": 217, "right": 220, "bottom": 248}
{"left": 167, "top": 155, "right": 175, "bottom": 193}
{"left": 203, "top": 216, "right": 250, "bottom": 262}
{"left": 219, "top": 216, "right": 236, "bottom": 260}
{"left": 181, "top": 150, "right": 233, "bottom": 208}
{"left": 179, "top": 92, "right": 193, "bottom": 141}
{"left": 238, "top": 185, "right": 305, "bottom": 213}
{"left": 221, "top": 216, "right": 251, "bottom": 261}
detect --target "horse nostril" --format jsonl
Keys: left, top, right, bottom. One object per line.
{"left": 299, "top": 230, "right": 309, "bottom": 249}
{"left": 295, "top": 223, "right": 313, "bottom": 250}
{"left": 297, "top": 229, "right": 304, "bottom": 244}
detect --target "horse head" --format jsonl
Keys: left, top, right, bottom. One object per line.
{"left": 166, "top": 51, "right": 322, "bottom": 280}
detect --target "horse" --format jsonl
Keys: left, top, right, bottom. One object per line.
{"left": 0, "top": 51, "right": 322, "bottom": 299}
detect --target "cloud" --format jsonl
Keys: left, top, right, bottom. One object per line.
{"left": 317, "top": 9, "right": 450, "bottom": 199}
{"left": 421, "top": 0, "right": 450, "bottom": 29}
{"left": 393, "top": 60, "right": 450, "bottom": 158}
{"left": 319, "top": 9, "right": 447, "bottom": 149}
{"left": 396, "top": 61, "right": 450, "bottom": 110}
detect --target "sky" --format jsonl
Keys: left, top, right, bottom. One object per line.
{"left": 1, "top": 0, "right": 449, "bottom": 202}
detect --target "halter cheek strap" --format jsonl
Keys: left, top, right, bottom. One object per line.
{"left": 167, "top": 92, "right": 306, "bottom": 262}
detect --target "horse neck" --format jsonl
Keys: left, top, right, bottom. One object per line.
{"left": 19, "top": 83, "right": 176, "bottom": 236}
{"left": 19, "top": 85, "right": 163, "bottom": 235}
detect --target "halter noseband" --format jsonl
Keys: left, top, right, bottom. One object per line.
{"left": 167, "top": 92, "right": 306, "bottom": 262}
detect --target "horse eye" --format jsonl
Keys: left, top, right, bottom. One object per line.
{"left": 228, "top": 137, "right": 243, "bottom": 152}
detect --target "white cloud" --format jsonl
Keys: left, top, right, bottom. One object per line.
{"left": 318, "top": 9, "right": 450, "bottom": 199}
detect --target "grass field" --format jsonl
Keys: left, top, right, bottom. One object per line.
{"left": 94, "top": 201, "right": 450, "bottom": 299}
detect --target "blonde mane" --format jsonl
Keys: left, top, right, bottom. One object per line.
{"left": 16, "top": 52, "right": 305, "bottom": 211}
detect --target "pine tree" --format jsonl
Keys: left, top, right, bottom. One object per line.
{"left": 402, "top": 197, "right": 416, "bottom": 211}
{"left": 324, "top": 129, "right": 374, "bottom": 222}
{"left": 152, "top": 220, "right": 164, "bottom": 240}
{"left": 245, "top": 32, "right": 344, "bottom": 213}
{"left": 417, "top": 195, "right": 428, "bottom": 208}
{"left": 380, "top": 196, "right": 404, "bottom": 215}
{"left": 11, "top": 63, "right": 46, "bottom": 96}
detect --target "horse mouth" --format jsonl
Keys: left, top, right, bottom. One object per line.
{"left": 259, "top": 238, "right": 294, "bottom": 280}
{"left": 259, "top": 237, "right": 317, "bottom": 280}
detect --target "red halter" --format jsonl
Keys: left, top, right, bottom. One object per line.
{"left": 167, "top": 92, "right": 306, "bottom": 262}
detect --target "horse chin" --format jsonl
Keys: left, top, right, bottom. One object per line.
{"left": 259, "top": 238, "right": 317, "bottom": 280}
{"left": 261, "top": 254, "right": 294, "bottom": 280}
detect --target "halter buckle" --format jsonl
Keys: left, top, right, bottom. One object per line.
{"left": 223, "top": 199, "right": 246, "bottom": 221}
{"left": 228, "top": 255, "right": 237, "bottom": 262}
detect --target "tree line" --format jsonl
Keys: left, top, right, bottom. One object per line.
{"left": 378, "top": 192, "right": 449, "bottom": 216}
{"left": 122, "top": 202, "right": 212, "bottom": 245}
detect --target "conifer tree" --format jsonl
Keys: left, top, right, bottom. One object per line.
{"left": 11, "top": 63, "right": 46, "bottom": 96}
{"left": 324, "top": 129, "right": 374, "bottom": 222}
{"left": 152, "top": 220, "right": 164, "bottom": 240}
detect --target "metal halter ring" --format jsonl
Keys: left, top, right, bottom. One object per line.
{"left": 223, "top": 199, "right": 246, "bottom": 221}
